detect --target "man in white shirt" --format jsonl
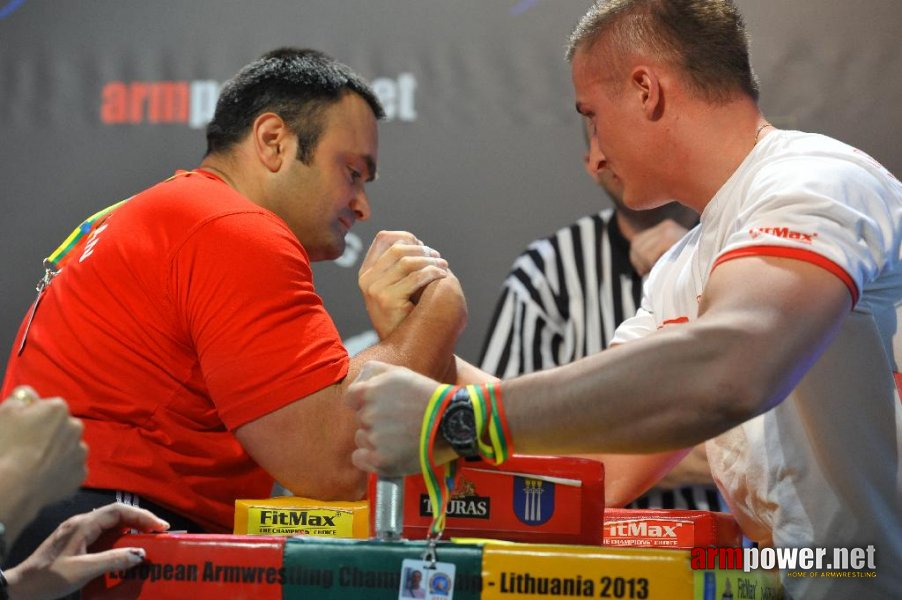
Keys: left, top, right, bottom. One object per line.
{"left": 347, "top": 2, "right": 902, "bottom": 598}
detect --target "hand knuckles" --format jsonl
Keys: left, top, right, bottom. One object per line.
{"left": 374, "top": 291, "right": 396, "bottom": 306}
{"left": 59, "top": 515, "right": 84, "bottom": 535}
{"left": 370, "top": 452, "right": 393, "bottom": 471}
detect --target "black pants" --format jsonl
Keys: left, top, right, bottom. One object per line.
{"left": 5, "top": 488, "right": 203, "bottom": 569}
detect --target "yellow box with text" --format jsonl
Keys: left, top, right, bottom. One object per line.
{"left": 233, "top": 496, "right": 369, "bottom": 538}
{"left": 479, "top": 541, "right": 782, "bottom": 599}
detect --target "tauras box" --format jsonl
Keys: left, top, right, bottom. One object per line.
{"left": 368, "top": 455, "right": 605, "bottom": 545}
{"left": 603, "top": 509, "right": 744, "bottom": 549}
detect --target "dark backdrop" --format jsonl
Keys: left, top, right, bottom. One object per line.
{"left": 2, "top": 0, "right": 900, "bottom": 373}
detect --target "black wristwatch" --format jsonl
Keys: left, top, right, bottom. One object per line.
{"left": 439, "top": 387, "right": 479, "bottom": 458}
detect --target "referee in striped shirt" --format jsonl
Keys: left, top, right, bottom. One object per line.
{"left": 479, "top": 121, "right": 721, "bottom": 511}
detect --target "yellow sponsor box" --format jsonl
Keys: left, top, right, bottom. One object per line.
{"left": 233, "top": 496, "right": 369, "bottom": 538}
{"left": 480, "top": 542, "right": 782, "bottom": 599}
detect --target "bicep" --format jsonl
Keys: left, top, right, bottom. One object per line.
{"left": 698, "top": 254, "right": 852, "bottom": 411}
{"left": 234, "top": 383, "right": 364, "bottom": 499}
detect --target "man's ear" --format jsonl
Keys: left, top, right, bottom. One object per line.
{"left": 252, "top": 112, "right": 290, "bottom": 173}
{"left": 631, "top": 65, "right": 663, "bottom": 121}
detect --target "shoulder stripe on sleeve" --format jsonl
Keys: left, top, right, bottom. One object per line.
{"left": 712, "top": 245, "right": 859, "bottom": 305}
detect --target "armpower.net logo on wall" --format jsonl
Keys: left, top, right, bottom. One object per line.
{"left": 100, "top": 73, "right": 418, "bottom": 128}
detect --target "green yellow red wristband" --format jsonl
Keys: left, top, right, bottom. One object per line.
{"left": 418, "top": 382, "right": 514, "bottom": 539}
{"left": 419, "top": 384, "right": 458, "bottom": 537}
{"left": 468, "top": 383, "right": 513, "bottom": 464}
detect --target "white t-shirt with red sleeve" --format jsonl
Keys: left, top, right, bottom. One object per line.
{"left": 613, "top": 130, "right": 902, "bottom": 598}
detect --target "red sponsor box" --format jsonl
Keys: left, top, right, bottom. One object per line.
{"left": 369, "top": 455, "right": 604, "bottom": 545}
{"left": 603, "top": 508, "right": 743, "bottom": 549}
{"left": 82, "top": 534, "right": 284, "bottom": 599}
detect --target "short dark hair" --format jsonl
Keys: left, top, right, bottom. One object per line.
{"left": 566, "top": 0, "right": 759, "bottom": 102}
{"left": 205, "top": 47, "right": 385, "bottom": 162}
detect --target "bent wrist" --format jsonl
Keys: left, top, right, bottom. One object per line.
{"left": 3, "top": 564, "right": 26, "bottom": 598}
{"left": 0, "top": 476, "right": 35, "bottom": 549}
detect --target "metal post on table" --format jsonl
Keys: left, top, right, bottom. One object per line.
{"left": 373, "top": 476, "right": 405, "bottom": 541}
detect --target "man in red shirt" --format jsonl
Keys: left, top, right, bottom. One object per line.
{"left": 2, "top": 48, "right": 482, "bottom": 563}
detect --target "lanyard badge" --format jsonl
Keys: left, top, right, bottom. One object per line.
{"left": 15, "top": 171, "right": 201, "bottom": 355}
{"left": 394, "top": 384, "right": 460, "bottom": 599}
{"left": 17, "top": 198, "right": 129, "bottom": 355}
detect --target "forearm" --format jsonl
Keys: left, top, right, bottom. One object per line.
{"left": 0, "top": 465, "right": 37, "bottom": 546}
{"left": 352, "top": 277, "right": 465, "bottom": 383}
{"left": 503, "top": 321, "right": 762, "bottom": 456}
{"left": 455, "top": 356, "right": 499, "bottom": 385}
{"left": 271, "top": 283, "right": 464, "bottom": 495}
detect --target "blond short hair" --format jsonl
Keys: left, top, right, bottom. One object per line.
{"left": 566, "top": 0, "right": 759, "bottom": 103}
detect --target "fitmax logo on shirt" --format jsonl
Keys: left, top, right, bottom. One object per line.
{"left": 748, "top": 227, "right": 817, "bottom": 244}
{"left": 100, "top": 73, "right": 418, "bottom": 128}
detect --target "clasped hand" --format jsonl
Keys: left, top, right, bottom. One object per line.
{"left": 358, "top": 231, "right": 450, "bottom": 338}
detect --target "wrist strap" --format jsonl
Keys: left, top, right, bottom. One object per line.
{"left": 418, "top": 382, "right": 514, "bottom": 539}
{"left": 468, "top": 383, "right": 513, "bottom": 464}
{"left": 419, "top": 384, "right": 459, "bottom": 538}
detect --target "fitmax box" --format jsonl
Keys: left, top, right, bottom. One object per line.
{"left": 603, "top": 508, "right": 743, "bottom": 549}
{"left": 234, "top": 496, "right": 369, "bottom": 538}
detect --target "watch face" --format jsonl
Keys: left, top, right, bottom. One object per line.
{"left": 446, "top": 406, "right": 476, "bottom": 441}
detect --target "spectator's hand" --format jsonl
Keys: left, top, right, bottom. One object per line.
{"left": 358, "top": 231, "right": 449, "bottom": 339}
{"left": 0, "top": 386, "right": 88, "bottom": 544}
{"left": 629, "top": 219, "right": 690, "bottom": 276}
{"left": 4, "top": 503, "right": 169, "bottom": 600}
{"left": 348, "top": 361, "right": 448, "bottom": 476}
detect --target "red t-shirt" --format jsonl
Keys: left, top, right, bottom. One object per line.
{"left": 2, "top": 170, "right": 350, "bottom": 531}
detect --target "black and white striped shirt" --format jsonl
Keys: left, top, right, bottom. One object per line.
{"left": 480, "top": 208, "right": 721, "bottom": 511}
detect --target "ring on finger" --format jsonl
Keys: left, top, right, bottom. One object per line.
{"left": 11, "top": 387, "right": 38, "bottom": 406}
